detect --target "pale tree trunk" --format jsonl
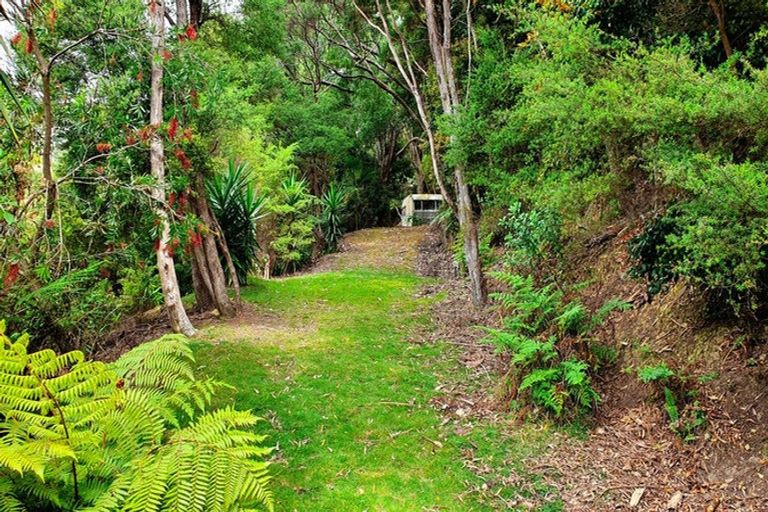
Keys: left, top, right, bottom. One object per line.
{"left": 423, "top": 0, "right": 486, "bottom": 305}
{"left": 149, "top": 0, "right": 196, "bottom": 336}
{"left": 176, "top": 0, "right": 189, "bottom": 26}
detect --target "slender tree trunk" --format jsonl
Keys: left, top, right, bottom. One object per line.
{"left": 24, "top": 22, "right": 56, "bottom": 223}
{"left": 423, "top": 0, "right": 486, "bottom": 305}
{"left": 41, "top": 73, "right": 56, "bottom": 221}
{"left": 211, "top": 214, "right": 241, "bottom": 303}
{"left": 189, "top": 0, "right": 202, "bottom": 27}
{"left": 149, "top": 0, "right": 196, "bottom": 336}
{"left": 708, "top": 0, "right": 733, "bottom": 58}
{"left": 176, "top": 0, "right": 189, "bottom": 26}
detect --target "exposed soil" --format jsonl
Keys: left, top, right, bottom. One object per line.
{"left": 416, "top": 215, "right": 768, "bottom": 511}
{"left": 309, "top": 226, "right": 428, "bottom": 273}
{"left": 415, "top": 227, "right": 502, "bottom": 422}
{"left": 531, "top": 220, "right": 768, "bottom": 511}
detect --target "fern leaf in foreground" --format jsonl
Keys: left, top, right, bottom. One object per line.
{"left": 0, "top": 326, "right": 274, "bottom": 511}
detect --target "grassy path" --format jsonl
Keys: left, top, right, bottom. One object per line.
{"left": 194, "top": 229, "right": 552, "bottom": 511}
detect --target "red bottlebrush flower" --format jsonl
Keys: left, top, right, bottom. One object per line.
{"left": 168, "top": 192, "right": 177, "bottom": 208}
{"left": 95, "top": 166, "right": 104, "bottom": 175}
{"left": 48, "top": 8, "right": 57, "bottom": 28}
{"left": 96, "top": 142, "right": 112, "bottom": 153}
{"left": 185, "top": 25, "right": 198, "bottom": 41}
{"left": 44, "top": 219, "right": 56, "bottom": 229}
{"left": 3, "top": 263, "right": 20, "bottom": 290}
{"left": 167, "top": 117, "right": 179, "bottom": 140}
{"left": 10, "top": 33, "right": 22, "bottom": 46}
{"left": 161, "top": 50, "right": 172, "bottom": 61}
{"left": 138, "top": 125, "right": 154, "bottom": 142}
{"left": 115, "top": 378, "right": 125, "bottom": 389}
{"left": 126, "top": 134, "right": 137, "bottom": 145}
{"left": 24, "top": 37, "right": 33, "bottom": 54}
{"left": 178, "top": 192, "right": 188, "bottom": 210}
{"left": 174, "top": 149, "right": 192, "bottom": 170}
{"left": 136, "top": 70, "right": 144, "bottom": 82}
{"left": 164, "top": 238, "right": 180, "bottom": 258}
{"left": 188, "top": 229, "right": 203, "bottom": 247}
{"left": 181, "top": 128, "right": 194, "bottom": 142}
{"left": 189, "top": 89, "right": 199, "bottom": 109}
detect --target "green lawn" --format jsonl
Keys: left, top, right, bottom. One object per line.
{"left": 194, "top": 269, "right": 555, "bottom": 511}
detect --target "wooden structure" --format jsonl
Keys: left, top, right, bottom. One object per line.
{"left": 400, "top": 194, "right": 443, "bottom": 226}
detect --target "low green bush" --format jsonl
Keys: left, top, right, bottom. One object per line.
{"left": 636, "top": 363, "right": 707, "bottom": 441}
{"left": 487, "top": 271, "right": 629, "bottom": 419}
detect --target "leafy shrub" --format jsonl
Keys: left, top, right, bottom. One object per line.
{"left": 499, "top": 201, "right": 562, "bottom": 272}
{"left": 629, "top": 157, "right": 768, "bottom": 316}
{"left": 117, "top": 264, "right": 163, "bottom": 313}
{"left": 628, "top": 213, "right": 683, "bottom": 297}
{"left": 636, "top": 363, "right": 706, "bottom": 441}
{"left": 488, "top": 270, "right": 631, "bottom": 418}
{"left": 0, "top": 321, "right": 274, "bottom": 511}
{"left": 491, "top": 272, "right": 630, "bottom": 338}
{"left": 6, "top": 262, "right": 121, "bottom": 351}
{"left": 637, "top": 363, "right": 676, "bottom": 383}
{"left": 269, "top": 174, "right": 317, "bottom": 275}
{"left": 208, "top": 160, "right": 267, "bottom": 285}
{"left": 490, "top": 272, "right": 562, "bottom": 335}
{"left": 486, "top": 330, "right": 599, "bottom": 416}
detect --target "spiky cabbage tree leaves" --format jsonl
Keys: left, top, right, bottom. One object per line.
{"left": 0, "top": 320, "right": 273, "bottom": 511}
{"left": 320, "top": 183, "right": 350, "bottom": 252}
{"left": 207, "top": 160, "right": 267, "bottom": 285}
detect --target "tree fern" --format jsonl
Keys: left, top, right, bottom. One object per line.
{"left": 0, "top": 322, "right": 273, "bottom": 511}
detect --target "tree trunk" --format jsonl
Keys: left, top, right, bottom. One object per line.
{"left": 423, "top": 0, "right": 486, "bottom": 305}
{"left": 149, "top": 0, "right": 196, "bottom": 337}
{"left": 176, "top": 0, "right": 189, "bottom": 26}
{"left": 190, "top": 255, "right": 215, "bottom": 311}
{"left": 189, "top": 174, "right": 236, "bottom": 318}
{"left": 211, "top": 214, "right": 241, "bottom": 303}
{"left": 708, "top": 0, "right": 733, "bottom": 58}
{"left": 189, "top": 0, "right": 203, "bottom": 27}
{"left": 455, "top": 167, "right": 486, "bottom": 304}
{"left": 41, "top": 73, "right": 55, "bottom": 222}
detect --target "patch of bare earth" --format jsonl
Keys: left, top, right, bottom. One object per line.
{"left": 308, "top": 226, "right": 428, "bottom": 273}
{"left": 530, "top": 223, "right": 768, "bottom": 511}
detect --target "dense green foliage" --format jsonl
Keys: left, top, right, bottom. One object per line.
{"left": 3, "top": 0, "right": 768, "bottom": 502}
{"left": 486, "top": 271, "right": 628, "bottom": 418}
{"left": 0, "top": 322, "right": 273, "bottom": 511}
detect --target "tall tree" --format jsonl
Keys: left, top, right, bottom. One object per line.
{"left": 149, "top": 0, "right": 196, "bottom": 336}
{"left": 354, "top": 0, "right": 487, "bottom": 304}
